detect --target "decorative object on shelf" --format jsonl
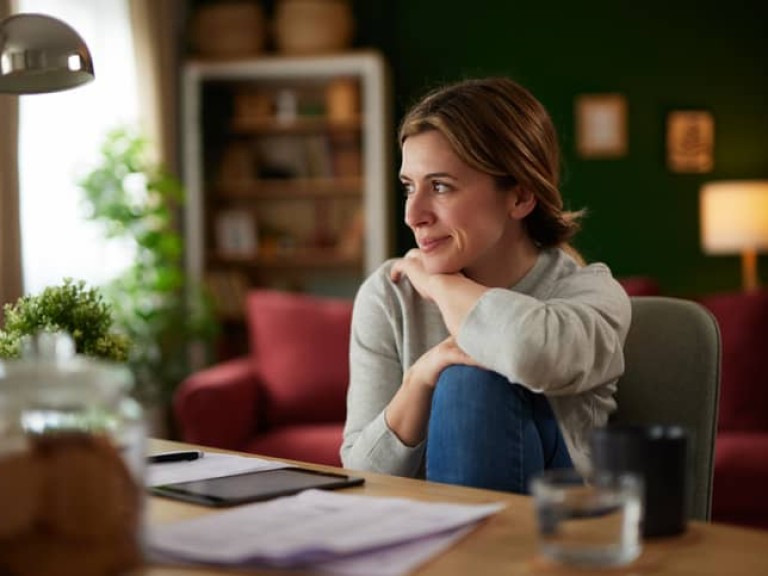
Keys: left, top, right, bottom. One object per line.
{"left": 0, "top": 12, "right": 94, "bottom": 94}
{"left": 574, "top": 93, "right": 628, "bottom": 158}
{"left": 216, "top": 210, "right": 259, "bottom": 258}
{"left": 273, "top": 0, "right": 355, "bottom": 55}
{"left": 190, "top": 0, "right": 266, "bottom": 59}
{"left": 255, "top": 133, "right": 309, "bottom": 178}
{"left": 326, "top": 77, "right": 360, "bottom": 123}
{"left": 700, "top": 180, "right": 768, "bottom": 291}
{"left": 667, "top": 110, "right": 714, "bottom": 173}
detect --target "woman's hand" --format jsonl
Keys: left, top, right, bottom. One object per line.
{"left": 390, "top": 249, "right": 489, "bottom": 336}
{"left": 386, "top": 336, "right": 482, "bottom": 447}
{"left": 405, "top": 336, "right": 480, "bottom": 390}
{"left": 390, "top": 248, "right": 437, "bottom": 299}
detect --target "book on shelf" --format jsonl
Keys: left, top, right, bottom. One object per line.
{"left": 329, "top": 131, "right": 361, "bottom": 178}
{"left": 303, "top": 134, "right": 334, "bottom": 178}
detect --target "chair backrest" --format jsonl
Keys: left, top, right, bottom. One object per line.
{"left": 612, "top": 296, "right": 721, "bottom": 521}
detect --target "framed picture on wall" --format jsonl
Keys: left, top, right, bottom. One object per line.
{"left": 666, "top": 110, "right": 714, "bottom": 173}
{"left": 575, "top": 93, "right": 628, "bottom": 158}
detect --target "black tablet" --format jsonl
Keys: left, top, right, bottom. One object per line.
{"left": 150, "top": 467, "right": 365, "bottom": 507}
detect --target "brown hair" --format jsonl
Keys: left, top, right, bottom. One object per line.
{"left": 398, "top": 77, "right": 584, "bottom": 250}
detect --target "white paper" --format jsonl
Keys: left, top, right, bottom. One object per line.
{"left": 147, "top": 524, "right": 474, "bottom": 576}
{"left": 315, "top": 525, "right": 475, "bottom": 576}
{"left": 148, "top": 489, "right": 504, "bottom": 569}
{"left": 146, "top": 452, "right": 288, "bottom": 487}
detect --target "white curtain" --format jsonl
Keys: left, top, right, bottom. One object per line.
{"left": 17, "top": 0, "right": 139, "bottom": 295}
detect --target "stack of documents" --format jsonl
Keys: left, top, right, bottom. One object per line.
{"left": 148, "top": 489, "right": 505, "bottom": 575}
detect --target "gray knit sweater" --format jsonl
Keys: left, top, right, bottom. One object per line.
{"left": 341, "top": 248, "right": 632, "bottom": 478}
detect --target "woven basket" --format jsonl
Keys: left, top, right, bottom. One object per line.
{"left": 273, "top": 0, "right": 354, "bottom": 55}
{"left": 192, "top": 1, "right": 266, "bottom": 58}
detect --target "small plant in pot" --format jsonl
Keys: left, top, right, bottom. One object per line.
{"left": 0, "top": 278, "right": 130, "bottom": 362}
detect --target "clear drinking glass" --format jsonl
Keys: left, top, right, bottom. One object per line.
{"left": 531, "top": 468, "right": 643, "bottom": 568}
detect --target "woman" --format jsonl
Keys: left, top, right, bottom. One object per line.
{"left": 341, "top": 77, "right": 631, "bottom": 493}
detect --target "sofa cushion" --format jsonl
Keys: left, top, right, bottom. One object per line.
{"left": 247, "top": 290, "right": 353, "bottom": 427}
{"left": 245, "top": 423, "right": 344, "bottom": 467}
{"left": 699, "top": 290, "right": 768, "bottom": 432}
{"left": 713, "top": 432, "right": 768, "bottom": 529}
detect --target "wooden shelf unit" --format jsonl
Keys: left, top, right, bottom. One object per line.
{"left": 181, "top": 51, "right": 393, "bottom": 324}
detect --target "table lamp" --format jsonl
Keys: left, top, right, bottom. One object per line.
{"left": 700, "top": 180, "right": 768, "bottom": 291}
{"left": 0, "top": 12, "right": 94, "bottom": 94}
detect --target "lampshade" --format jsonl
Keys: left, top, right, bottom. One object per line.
{"left": 0, "top": 13, "right": 94, "bottom": 94}
{"left": 700, "top": 181, "right": 768, "bottom": 254}
{"left": 700, "top": 180, "right": 768, "bottom": 291}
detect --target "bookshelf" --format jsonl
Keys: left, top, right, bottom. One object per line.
{"left": 181, "top": 51, "right": 393, "bottom": 345}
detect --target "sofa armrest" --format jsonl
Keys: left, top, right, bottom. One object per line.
{"left": 173, "top": 356, "right": 261, "bottom": 451}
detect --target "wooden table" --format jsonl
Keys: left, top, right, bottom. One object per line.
{"left": 143, "top": 439, "right": 768, "bottom": 575}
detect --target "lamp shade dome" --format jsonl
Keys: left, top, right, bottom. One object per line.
{"left": 0, "top": 13, "right": 94, "bottom": 94}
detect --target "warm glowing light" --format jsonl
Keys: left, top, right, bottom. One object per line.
{"left": 700, "top": 180, "right": 768, "bottom": 291}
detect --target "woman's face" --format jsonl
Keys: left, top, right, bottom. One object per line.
{"left": 400, "top": 130, "right": 526, "bottom": 279}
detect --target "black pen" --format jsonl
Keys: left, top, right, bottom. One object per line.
{"left": 147, "top": 450, "right": 204, "bottom": 464}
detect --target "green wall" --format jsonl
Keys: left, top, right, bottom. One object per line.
{"left": 353, "top": 0, "right": 768, "bottom": 297}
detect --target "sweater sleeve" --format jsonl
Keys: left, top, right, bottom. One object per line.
{"left": 457, "top": 264, "right": 631, "bottom": 396}
{"left": 340, "top": 268, "right": 426, "bottom": 476}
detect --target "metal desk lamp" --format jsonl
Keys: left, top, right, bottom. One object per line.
{"left": 0, "top": 12, "right": 94, "bottom": 94}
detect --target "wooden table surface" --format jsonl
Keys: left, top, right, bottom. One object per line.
{"left": 141, "top": 439, "right": 768, "bottom": 576}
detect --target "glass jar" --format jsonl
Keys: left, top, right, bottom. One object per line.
{"left": 0, "top": 332, "right": 146, "bottom": 576}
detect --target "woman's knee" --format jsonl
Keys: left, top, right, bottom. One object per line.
{"left": 427, "top": 365, "right": 572, "bottom": 492}
{"left": 432, "top": 365, "right": 532, "bottom": 414}
{"left": 427, "top": 365, "right": 529, "bottom": 491}
{"left": 434, "top": 365, "right": 510, "bottom": 403}
{"left": 429, "top": 365, "right": 525, "bottom": 443}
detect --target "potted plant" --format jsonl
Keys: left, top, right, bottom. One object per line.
{"left": 76, "top": 127, "right": 218, "bottom": 429}
{"left": 0, "top": 278, "right": 130, "bottom": 361}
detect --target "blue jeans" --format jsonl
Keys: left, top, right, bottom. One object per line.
{"left": 426, "top": 365, "right": 573, "bottom": 494}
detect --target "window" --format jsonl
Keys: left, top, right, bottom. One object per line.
{"left": 18, "top": 0, "right": 138, "bottom": 295}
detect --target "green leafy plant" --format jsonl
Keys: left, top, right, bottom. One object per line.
{"left": 77, "top": 126, "right": 218, "bottom": 406}
{"left": 0, "top": 278, "right": 130, "bottom": 361}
